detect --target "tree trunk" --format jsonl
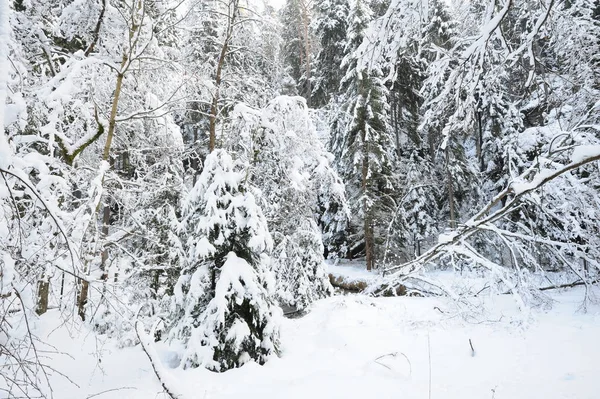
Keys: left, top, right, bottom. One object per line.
{"left": 100, "top": 202, "right": 111, "bottom": 281}
{"left": 84, "top": 0, "right": 107, "bottom": 56}
{"left": 428, "top": 129, "right": 437, "bottom": 162}
{"left": 59, "top": 271, "right": 65, "bottom": 308}
{"left": 192, "top": 129, "right": 199, "bottom": 186}
{"left": 208, "top": 0, "right": 239, "bottom": 153}
{"left": 391, "top": 91, "right": 401, "bottom": 158}
{"left": 208, "top": 95, "right": 219, "bottom": 152}
{"left": 362, "top": 137, "right": 374, "bottom": 271}
{"left": 446, "top": 146, "right": 456, "bottom": 229}
{"left": 365, "top": 215, "right": 374, "bottom": 271}
{"left": 476, "top": 110, "right": 484, "bottom": 171}
{"left": 78, "top": 279, "right": 89, "bottom": 321}
{"left": 76, "top": 20, "right": 131, "bottom": 319}
{"left": 300, "top": 0, "right": 312, "bottom": 104}
{"left": 35, "top": 278, "right": 49, "bottom": 315}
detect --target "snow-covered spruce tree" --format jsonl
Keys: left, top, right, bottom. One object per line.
{"left": 389, "top": 54, "right": 423, "bottom": 151}
{"left": 331, "top": 0, "right": 398, "bottom": 270}
{"left": 347, "top": 0, "right": 473, "bottom": 238}
{"left": 170, "top": 149, "right": 281, "bottom": 371}
{"left": 311, "top": 0, "right": 350, "bottom": 107}
{"left": 418, "top": 0, "right": 458, "bottom": 160}
{"left": 316, "top": 154, "right": 351, "bottom": 260}
{"left": 227, "top": 96, "right": 348, "bottom": 309}
{"left": 179, "top": 0, "right": 221, "bottom": 181}
{"left": 383, "top": 148, "right": 439, "bottom": 262}
{"left": 280, "top": 0, "right": 315, "bottom": 101}
{"left": 384, "top": 38, "right": 441, "bottom": 260}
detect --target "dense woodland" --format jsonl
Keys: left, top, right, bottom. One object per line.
{"left": 1, "top": 0, "right": 599, "bottom": 396}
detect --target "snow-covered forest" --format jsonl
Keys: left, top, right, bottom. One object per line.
{"left": 1, "top": 0, "right": 599, "bottom": 397}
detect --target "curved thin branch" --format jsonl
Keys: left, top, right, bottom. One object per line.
{"left": 0, "top": 166, "right": 84, "bottom": 281}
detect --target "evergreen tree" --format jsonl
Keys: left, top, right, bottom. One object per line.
{"left": 280, "top": 0, "right": 315, "bottom": 101}
{"left": 311, "top": 0, "right": 350, "bottom": 106}
{"left": 170, "top": 149, "right": 281, "bottom": 371}
{"left": 332, "top": 0, "right": 398, "bottom": 270}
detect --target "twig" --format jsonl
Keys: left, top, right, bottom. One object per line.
{"left": 85, "top": 387, "right": 136, "bottom": 398}
{"left": 469, "top": 339, "right": 475, "bottom": 357}
{"left": 13, "top": 286, "right": 54, "bottom": 398}
{"left": 475, "top": 284, "right": 490, "bottom": 297}
{"left": 373, "top": 352, "right": 412, "bottom": 376}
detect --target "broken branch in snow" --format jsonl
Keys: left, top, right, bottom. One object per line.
{"left": 538, "top": 279, "right": 599, "bottom": 292}
{"left": 135, "top": 321, "right": 183, "bottom": 399}
{"left": 373, "top": 352, "right": 412, "bottom": 376}
{"left": 84, "top": 387, "right": 136, "bottom": 399}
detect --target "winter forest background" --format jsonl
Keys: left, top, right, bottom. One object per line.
{"left": 1, "top": 0, "right": 599, "bottom": 397}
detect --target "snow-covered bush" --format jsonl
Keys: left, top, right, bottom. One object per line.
{"left": 170, "top": 149, "right": 281, "bottom": 371}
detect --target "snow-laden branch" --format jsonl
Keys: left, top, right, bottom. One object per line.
{"left": 0, "top": 166, "right": 85, "bottom": 280}
{"left": 0, "top": 0, "right": 10, "bottom": 142}
{"left": 380, "top": 144, "right": 600, "bottom": 281}
{"left": 135, "top": 321, "right": 185, "bottom": 399}
{"left": 462, "top": 0, "right": 513, "bottom": 63}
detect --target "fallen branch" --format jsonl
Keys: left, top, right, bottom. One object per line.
{"left": 374, "top": 352, "right": 412, "bottom": 376}
{"left": 538, "top": 279, "right": 599, "bottom": 291}
{"left": 329, "top": 274, "right": 369, "bottom": 293}
{"left": 85, "top": 387, "right": 136, "bottom": 399}
{"left": 382, "top": 147, "right": 600, "bottom": 282}
{"left": 135, "top": 321, "right": 183, "bottom": 399}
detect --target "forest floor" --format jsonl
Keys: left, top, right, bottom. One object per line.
{"left": 38, "top": 266, "right": 599, "bottom": 399}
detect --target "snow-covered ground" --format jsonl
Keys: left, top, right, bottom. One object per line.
{"left": 36, "top": 285, "right": 599, "bottom": 399}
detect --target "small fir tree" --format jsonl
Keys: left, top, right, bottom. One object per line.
{"left": 170, "top": 149, "right": 281, "bottom": 371}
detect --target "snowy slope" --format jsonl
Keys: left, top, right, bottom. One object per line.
{"left": 35, "top": 288, "right": 599, "bottom": 399}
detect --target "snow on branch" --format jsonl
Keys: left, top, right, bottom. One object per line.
{"left": 0, "top": 166, "right": 84, "bottom": 280}
{"left": 462, "top": 0, "right": 513, "bottom": 63}
{"left": 135, "top": 321, "right": 185, "bottom": 399}
{"left": 378, "top": 143, "right": 600, "bottom": 289}
{"left": 353, "top": 0, "right": 424, "bottom": 78}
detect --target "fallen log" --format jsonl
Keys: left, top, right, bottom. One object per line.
{"left": 329, "top": 274, "right": 408, "bottom": 296}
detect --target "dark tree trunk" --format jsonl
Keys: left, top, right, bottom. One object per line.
{"left": 35, "top": 279, "right": 50, "bottom": 315}
{"left": 446, "top": 146, "right": 456, "bottom": 229}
